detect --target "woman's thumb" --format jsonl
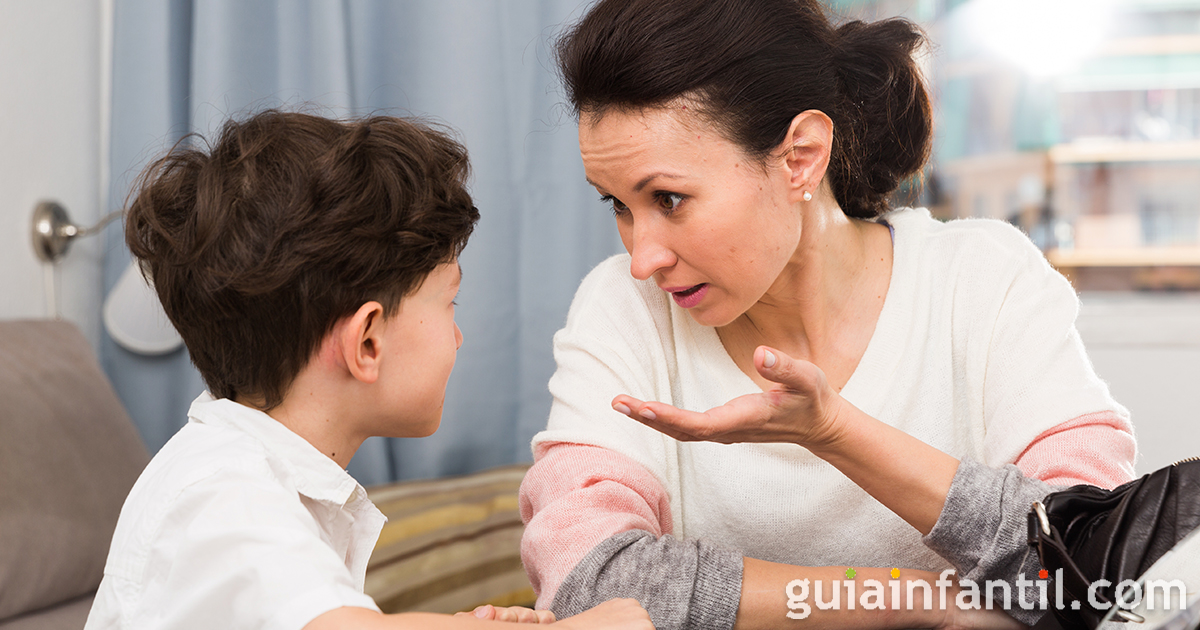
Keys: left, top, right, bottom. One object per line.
{"left": 756, "top": 346, "right": 790, "bottom": 379}
{"left": 757, "top": 346, "right": 829, "bottom": 393}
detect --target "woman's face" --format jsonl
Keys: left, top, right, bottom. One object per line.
{"left": 579, "top": 107, "right": 803, "bottom": 327}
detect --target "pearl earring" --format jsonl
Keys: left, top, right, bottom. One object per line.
{"left": 803, "top": 191, "right": 813, "bottom": 201}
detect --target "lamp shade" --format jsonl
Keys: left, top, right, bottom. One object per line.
{"left": 103, "top": 262, "right": 183, "bottom": 355}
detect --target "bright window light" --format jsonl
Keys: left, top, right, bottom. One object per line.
{"left": 966, "top": 0, "right": 1117, "bottom": 77}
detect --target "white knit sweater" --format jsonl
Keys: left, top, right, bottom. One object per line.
{"left": 532, "top": 208, "right": 1127, "bottom": 571}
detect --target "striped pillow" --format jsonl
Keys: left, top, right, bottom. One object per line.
{"left": 364, "top": 464, "right": 535, "bottom": 614}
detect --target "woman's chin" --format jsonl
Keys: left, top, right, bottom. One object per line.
{"left": 684, "top": 305, "right": 738, "bottom": 328}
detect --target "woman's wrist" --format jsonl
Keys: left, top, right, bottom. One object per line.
{"left": 792, "top": 398, "right": 959, "bottom": 535}
{"left": 798, "top": 392, "right": 865, "bottom": 460}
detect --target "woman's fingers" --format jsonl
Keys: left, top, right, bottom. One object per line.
{"left": 612, "top": 394, "right": 775, "bottom": 443}
{"left": 612, "top": 397, "right": 707, "bottom": 441}
{"left": 612, "top": 350, "right": 846, "bottom": 447}
{"left": 468, "top": 605, "right": 556, "bottom": 624}
{"left": 462, "top": 604, "right": 496, "bottom": 620}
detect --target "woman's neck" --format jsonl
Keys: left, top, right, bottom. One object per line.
{"left": 717, "top": 202, "right": 893, "bottom": 390}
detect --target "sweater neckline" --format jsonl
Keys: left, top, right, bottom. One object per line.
{"left": 837, "top": 209, "right": 920, "bottom": 414}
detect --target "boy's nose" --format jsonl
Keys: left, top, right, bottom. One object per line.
{"left": 454, "top": 322, "right": 463, "bottom": 350}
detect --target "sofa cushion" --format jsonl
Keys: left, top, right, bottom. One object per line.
{"left": 0, "top": 321, "right": 149, "bottom": 621}
{"left": 365, "top": 464, "right": 534, "bottom": 614}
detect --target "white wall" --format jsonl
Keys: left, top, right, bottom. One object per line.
{"left": 1078, "top": 292, "right": 1200, "bottom": 475}
{"left": 0, "top": 0, "right": 106, "bottom": 346}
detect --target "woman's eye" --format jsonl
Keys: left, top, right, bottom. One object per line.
{"left": 600, "top": 195, "right": 629, "bottom": 216}
{"left": 656, "top": 192, "right": 684, "bottom": 212}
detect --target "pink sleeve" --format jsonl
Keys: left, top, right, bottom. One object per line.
{"left": 1014, "top": 411, "right": 1137, "bottom": 489}
{"left": 518, "top": 442, "right": 672, "bottom": 609}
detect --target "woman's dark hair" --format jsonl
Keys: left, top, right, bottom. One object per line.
{"left": 126, "top": 110, "right": 479, "bottom": 409}
{"left": 556, "top": 0, "right": 932, "bottom": 219}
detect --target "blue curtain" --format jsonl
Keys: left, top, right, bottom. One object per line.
{"left": 101, "top": 0, "right": 622, "bottom": 485}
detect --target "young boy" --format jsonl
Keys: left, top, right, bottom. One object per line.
{"left": 85, "top": 111, "right": 651, "bottom": 630}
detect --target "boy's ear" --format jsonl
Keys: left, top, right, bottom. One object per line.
{"left": 779, "top": 109, "right": 834, "bottom": 202}
{"left": 340, "top": 301, "right": 387, "bottom": 385}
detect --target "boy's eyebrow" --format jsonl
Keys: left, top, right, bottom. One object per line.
{"left": 454, "top": 264, "right": 463, "bottom": 289}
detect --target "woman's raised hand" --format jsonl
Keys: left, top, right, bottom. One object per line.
{"left": 619, "top": 345, "right": 962, "bottom": 536}
{"left": 612, "top": 346, "right": 849, "bottom": 451}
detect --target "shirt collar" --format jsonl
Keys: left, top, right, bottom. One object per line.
{"left": 186, "top": 391, "right": 365, "bottom": 507}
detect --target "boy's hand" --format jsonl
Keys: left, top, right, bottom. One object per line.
{"left": 456, "top": 604, "right": 555, "bottom": 624}
{"left": 551, "top": 599, "right": 654, "bottom": 629}
{"left": 613, "top": 345, "right": 847, "bottom": 452}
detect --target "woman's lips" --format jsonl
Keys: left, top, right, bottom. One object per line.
{"left": 666, "top": 283, "right": 708, "bottom": 308}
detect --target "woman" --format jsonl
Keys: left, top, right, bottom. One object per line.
{"left": 519, "top": 1, "right": 1136, "bottom": 628}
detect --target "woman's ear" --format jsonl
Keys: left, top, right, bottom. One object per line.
{"left": 780, "top": 110, "right": 833, "bottom": 203}
{"left": 339, "top": 301, "right": 386, "bottom": 385}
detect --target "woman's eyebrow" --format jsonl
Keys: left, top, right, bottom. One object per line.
{"left": 586, "top": 172, "right": 685, "bottom": 193}
{"left": 632, "top": 172, "right": 684, "bottom": 193}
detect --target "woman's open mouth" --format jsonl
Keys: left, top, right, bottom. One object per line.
{"left": 669, "top": 283, "right": 708, "bottom": 308}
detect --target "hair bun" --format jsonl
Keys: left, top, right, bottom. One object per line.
{"left": 829, "top": 18, "right": 932, "bottom": 218}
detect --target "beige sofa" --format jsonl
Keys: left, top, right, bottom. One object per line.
{"left": 0, "top": 321, "right": 149, "bottom": 629}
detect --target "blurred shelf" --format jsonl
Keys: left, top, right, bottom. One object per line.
{"left": 1099, "top": 34, "right": 1200, "bottom": 57}
{"left": 1048, "top": 247, "right": 1200, "bottom": 267}
{"left": 938, "top": 151, "right": 1047, "bottom": 174}
{"left": 1049, "top": 140, "right": 1200, "bottom": 164}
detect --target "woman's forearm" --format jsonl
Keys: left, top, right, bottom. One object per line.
{"left": 736, "top": 559, "right": 952, "bottom": 630}
{"left": 552, "top": 529, "right": 744, "bottom": 629}
{"left": 808, "top": 399, "right": 960, "bottom": 535}
{"left": 556, "top": 533, "right": 980, "bottom": 630}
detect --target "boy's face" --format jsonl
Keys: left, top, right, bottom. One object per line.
{"left": 377, "top": 261, "right": 463, "bottom": 437}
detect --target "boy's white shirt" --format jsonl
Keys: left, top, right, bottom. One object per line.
{"left": 85, "top": 392, "right": 385, "bottom": 630}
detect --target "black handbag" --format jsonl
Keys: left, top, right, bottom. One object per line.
{"left": 1027, "top": 458, "right": 1200, "bottom": 630}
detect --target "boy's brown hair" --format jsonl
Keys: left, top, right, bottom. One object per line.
{"left": 126, "top": 110, "right": 479, "bottom": 409}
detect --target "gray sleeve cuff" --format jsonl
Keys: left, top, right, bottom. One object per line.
{"left": 923, "top": 459, "right": 1055, "bottom": 625}
{"left": 551, "top": 529, "right": 743, "bottom": 630}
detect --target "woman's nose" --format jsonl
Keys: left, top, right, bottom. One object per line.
{"left": 454, "top": 322, "right": 463, "bottom": 350}
{"left": 627, "top": 225, "right": 677, "bottom": 281}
